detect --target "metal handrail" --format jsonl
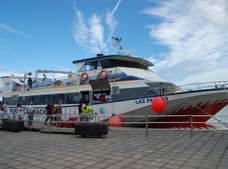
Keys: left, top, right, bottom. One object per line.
{"left": 177, "top": 81, "right": 228, "bottom": 92}
{"left": 147, "top": 80, "right": 228, "bottom": 96}
{"left": 1, "top": 112, "right": 227, "bottom": 122}
{"left": 1, "top": 113, "right": 227, "bottom": 138}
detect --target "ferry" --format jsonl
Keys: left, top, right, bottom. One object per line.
{"left": 1, "top": 38, "right": 228, "bottom": 128}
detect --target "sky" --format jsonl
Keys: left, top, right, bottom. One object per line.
{"left": 1, "top": 0, "right": 228, "bottom": 92}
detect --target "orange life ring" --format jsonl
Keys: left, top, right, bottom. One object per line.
{"left": 81, "top": 72, "right": 88, "bottom": 81}
{"left": 98, "top": 69, "right": 108, "bottom": 79}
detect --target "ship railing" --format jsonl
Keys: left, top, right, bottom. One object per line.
{"left": 34, "top": 76, "right": 67, "bottom": 83}
{"left": 176, "top": 81, "right": 228, "bottom": 92}
{"left": 0, "top": 113, "right": 228, "bottom": 138}
{"left": 150, "top": 81, "right": 228, "bottom": 95}
{"left": 21, "top": 79, "right": 228, "bottom": 94}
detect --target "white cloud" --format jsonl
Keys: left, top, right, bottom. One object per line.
{"left": 72, "top": 1, "right": 121, "bottom": 54}
{"left": 88, "top": 14, "right": 107, "bottom": 53}
{"left": 0, "top": 23, "right": 30, "bottom": 38}
{"left": 72, "top": 6, "right": 108, "bottom": 53}
{"left": 72, "top": 6, "right": 89, "bottom": 48}
{"left": 143, "top": 0, "right": 228, "bottom": 85}
{"left": 106, "top": 12, "right": 118, "bottom": 37}
{"left": 106, "top": 0, "right": 121, "bottom": 36}
{"left": 175, "top": 68, "right": 228, "bottom": 85}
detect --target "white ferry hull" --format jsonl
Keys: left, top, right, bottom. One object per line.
{"left": 90, "top": 88, "right": 228, "bottom": 128}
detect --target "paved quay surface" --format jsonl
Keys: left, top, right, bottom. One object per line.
{"left": 0, "top": 128, "right": 228, "bottom": 169}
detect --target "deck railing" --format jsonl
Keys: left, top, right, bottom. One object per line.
{"left": 147, "top": 81, "right": 228, "bottom": 95}
{"left": 177, "top": 81, "right": 228, "bottom": 92}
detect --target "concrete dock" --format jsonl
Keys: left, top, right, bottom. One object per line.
{"left": 0, "top": 128, "right": 228, "bottom": 169}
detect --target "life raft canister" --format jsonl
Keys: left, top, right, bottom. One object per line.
{"left": 98, "top": 69, "right": 108, "bottom": 79}
{"left": 81, "top": 72, "right": 88, "bottom": 81}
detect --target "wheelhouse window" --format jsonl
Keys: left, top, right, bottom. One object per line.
{"left": 80, "top": 59, "right": 148, "bottom": 71}
{"left": 97, "top": 60, "right": 115, "bottom": 69}
{"left": 80, "top": 61, "right": 96, "bottom": 71}
{"left": 110, "top": 59, "right": 147, "bottom": 69}
{"left": 66, "top": 93, "right": 79, "bottom": 104}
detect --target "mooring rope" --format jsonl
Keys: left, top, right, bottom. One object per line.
{"left": 223, "top": 84, "right": 228, "bottom": 101}
{"left": 174, "top": 92, "right": 228, "bottom": 128}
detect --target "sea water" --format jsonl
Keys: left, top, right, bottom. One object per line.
{"left": 206, "top": 106, "right": 228, "bottom": 128}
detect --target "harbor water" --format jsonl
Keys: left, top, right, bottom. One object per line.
{"left": 206, "top": 105, "right": 228, "bottom": 128}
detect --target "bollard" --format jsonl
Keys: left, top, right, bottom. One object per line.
{"left": 190, "top": 114, "right": 193, "bottom": 138}
{"left": 146, "top": 115, "right": 148, "bottom": 137}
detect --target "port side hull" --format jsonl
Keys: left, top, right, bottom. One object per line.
{"left": 5, "top": 88, "right": 228, "bottom": 128}
{"left": 107, "top": 88, "right": 228, "bottom": 128}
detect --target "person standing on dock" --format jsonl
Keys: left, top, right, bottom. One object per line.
{"left": 78, "top": 101, "right": 84, "bottom": 122}
{"left": 27, "top": 102, "right": 34, "bottom": 126}
{"left": 3, "top": 101, "right": 9, "bottom": 119}
{"left": 45, "top": 102, "right": 53, "bottom": 125}
{"left": 82, "top": 104, "right": 93, "bottom": 122}
{"left": 57, "top": 100, "right": 62, "bottom": 120}
{"left": 17, "top": 104, "right": 23, "bottom": 120}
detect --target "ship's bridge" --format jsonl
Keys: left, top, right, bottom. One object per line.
{"left": 73, "top": 55, "right": 154, "bottom": 72}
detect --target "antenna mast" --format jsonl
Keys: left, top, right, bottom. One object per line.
{"left": 111, "top": 37, "right": 135, "bottom": 56}
{"left": 111, "top": 37, "right": 122, "bottom": 55}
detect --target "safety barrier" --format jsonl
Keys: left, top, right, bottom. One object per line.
{"left": 0, "top": 112, "right": 227, "bottom": 138}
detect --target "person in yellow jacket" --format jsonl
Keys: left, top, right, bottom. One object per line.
{"left": 82, "top": 104, "right": 93, "bottom": 122}
{"left": 68, "top": 71, "right": 72, "bottom": 78}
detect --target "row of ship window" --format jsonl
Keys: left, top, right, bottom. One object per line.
{"left": 4, "top": 93, "right": 80, "bottom": 105}
{"left": 80, "top": 59, "right": 147, "bottom": 72}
